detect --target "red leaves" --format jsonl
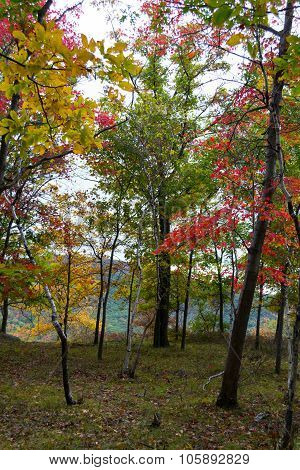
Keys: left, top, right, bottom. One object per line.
{"left": 156, "top": 208, "right": 239, "bottom": 254}
{"left": 0, "top": 18, "right": 12, "bottom": 47}
{"left": 95, "top": 111, "right": 116, "bottom": 129}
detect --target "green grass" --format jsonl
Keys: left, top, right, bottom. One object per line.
{"left": 0, "top": 334, "right": 297, "bottom": 450}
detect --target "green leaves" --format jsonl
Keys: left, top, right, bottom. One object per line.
{"left": 204, "top": 0, "right": 218, "bottom": 6}
{"left": 212, "top": 5, "right": 232, "bottom": 26}
{"left": 247, "top": 42, "right": 258, "bottom": 59}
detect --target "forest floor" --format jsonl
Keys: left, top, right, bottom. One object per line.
{"left": 0, "top": 333, "right": 299, "bottom": 450}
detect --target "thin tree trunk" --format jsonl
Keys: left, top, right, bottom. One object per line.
{"left": 154, "top": 196, "right": 170, "bottom": 347}
{"left": 126, "top": 267, "right": 135, "bottom": 346}
{"left": 181, "top": 249, "right": 194, "bottom": 350}
{"left": 277, "top": 173, "right": 300, "bottom": 447}
{"left": 94, "top": 254, "right": 104, "bottom": 345}
{"left": 123, "top": 237, "right": 142, "bottom": 376}
{"left": 275, "top": 264, "right": 288, "bottom": 374}
{"left": 214, "top": 244, "right": 224, "bottom": 332}
{"left": 129, "top": 313, "right": 155, "bottom": 379}
{"left": 255, "top": 282, "right": 264, "bottom": 350}
{"left": 63, "top": 252, "right": 71, "bottom": 337}
{"left": 10, "top": 203, "right": 75, "bottom": 405}
{"left": 175, "top": 290, "right": 180, "bottom": 341}
{"left": 1, "top": 298, "right": 9, "bottom": 334}
{"left": 217, "top": 267, "right": 224, "bottom": 333}
{"left": 278, "top": 276, "right": 300, "bottom": 449}
{"left": 230, "top": 250, "right": 236, "bottom": 326}
{"left": 98, "top": 230, "right": 119, "bottom": 360}
{"left": 1, "top": 219, "right": 13, "bottom": 334}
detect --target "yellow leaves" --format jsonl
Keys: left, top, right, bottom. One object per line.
{"left": 0, "top": 18, "right": 141, "bottom": 161}
{"left": 0, "top": 127, "right": 8, "bottom": 136}
{"left": 106, "top": 52, "right": 125, "bottom": 67}
{"left": 97, "top": 39, "right": 105, "bottom": 55}
{"left": 114, "top": 41, "right": 128, "bottom": 53}
{"left": 34, "top": 22, "right": 46, "bottom": 42}
{"left": 226, "top": 33, "right": 245, "bottom": 46}
{"left": 9, "top": 110, "right": 19, "bottom": 122}
{"left": 12, "top": 30, "right": 27, "bottom": 42}
{"left": 123, "top": 58, "right": 142, "bottom": 75}
{"left": 73, "top": 143, "right": 85, "bottom": 155}
{"left": 72, "top": 311, "right": 95, "bottom": 331}
{"left": 81, "top": 33, "right": 89, "bottom": 48}
{"left": 118, "top": 81, "right": 134, "bottom": 92}
{"left": 15, "top": 49, "right": 28, "bottom": 63}
{"left": 28, "top": 320, "right": 53, "bottom": 337}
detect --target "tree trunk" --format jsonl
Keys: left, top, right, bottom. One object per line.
{"left": 154, "top": 197, "right": 171, "bottom": 347}
{"left": 255, "top": 282, "right": 264, "bottom": 350}
{"left": 181, "top": 249, "right": 194, "bottom": 350}
{"left": 63, "top": 252, "right": 71, "bottom": 337}
{"left": 98, "top": 230, "right": 119, "bottom": 360}
{"left": 275, "top": 265, "right": 288, "bottom": 374}
{"left": 123, "top": 238, "right": 142, "bottom": 376}
{"left": 216, "top": 1, "right": 294, "bottom": 408}
{"left": 214, "top": 244, "right": 224, "bottom": 332}
{"left": 1, "top": 297, "right": 9, "bottom": 334}
{"left": 1, "top": 219, "right": 13, "bottom": 334}
{"left": 94, "top": 254, "right": 104, "bottom": 345}
{"left": 129, "top": 314, "right": 155, "bottom": 379}
{"left": 126, "top": 267, "right": 135, "bottom": 346}
{"left": 277, "top": 168, "right": 300, "bottom": 446}
{"left": 217, "top": 267, "right": 224, "bottom": 333}
{"left": 11, "top": 203, "right": 75, "bottom": 405}
{"left": 229, "top": 250, "right": 236, "bottom": 326}
{"left": 278, "top": 276, "right": 300, "bottom": 449}
{"left": 175, "top": 292, "right": 180, "bottom": 341}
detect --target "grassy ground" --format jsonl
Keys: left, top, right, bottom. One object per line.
{"left": 0, "top": 333, "right": 298, "bottom": 450}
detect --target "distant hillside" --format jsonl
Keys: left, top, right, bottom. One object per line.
{"left": 6, "top": 292, "right": 275, "bottom": 340}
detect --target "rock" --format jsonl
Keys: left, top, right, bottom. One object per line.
{"left": 254, "top": 412, "right": 270, "bottom": 422}
{"left": 0, "top": 332, "right": 22, "bottom": 342}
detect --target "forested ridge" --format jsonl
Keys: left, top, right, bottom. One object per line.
{"left": 0, "top": 0, "right": 299, "bottom": 450}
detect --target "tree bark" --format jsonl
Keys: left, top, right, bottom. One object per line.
{"left": 98, "top": 229, "right": 119, "bottom": 360}
{"left": 275, "top": 265, "right": 288, "bottom": 374}
{"left": 278, "top": 276, "right": 300, "bottom": 449}
{"left": 126, "top": 267, "right": 135, "bottom": 346}
{"left": 255, "top": 282, "right": 264, "bottom": 350}
{"left": 175, "top": 291, "right": 180, "bottom": 341}
{"left": 214, "top": 246, "right": 224, "bottom": 333}
{"left": 277, "top": 178, "right": 300, "bottom": 447}
{"left": 229, "top": 250, "right": 236, "bottom": 326}
{"left": 129, "top": 314, "right": 155, "bottom": 379}
{"left": 216, "top": 1, "right": 295, "bottom": 408}
{"left": 1, "top": 297, "right": 9, "bottom": 334}
{"left": 154, "top": 197, "right": 171, "bottom": 347}
{"left": 63, "top": 252, "right": 71, "bottom": 336}
{"left": 181, "top": 249, "right": 194, "bottom": 350}
{"left": 123, "top": 236, "right": 142, "bottom": 376}
{"left": 94, "top": 254, "right": 104, "bottom": 345}
{"left": 1, "top": 218, "right": 13, "bottom": 334}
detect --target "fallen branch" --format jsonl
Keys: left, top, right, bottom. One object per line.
{"left": 203, "top": 371, "right": 224, "bottom": 390}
